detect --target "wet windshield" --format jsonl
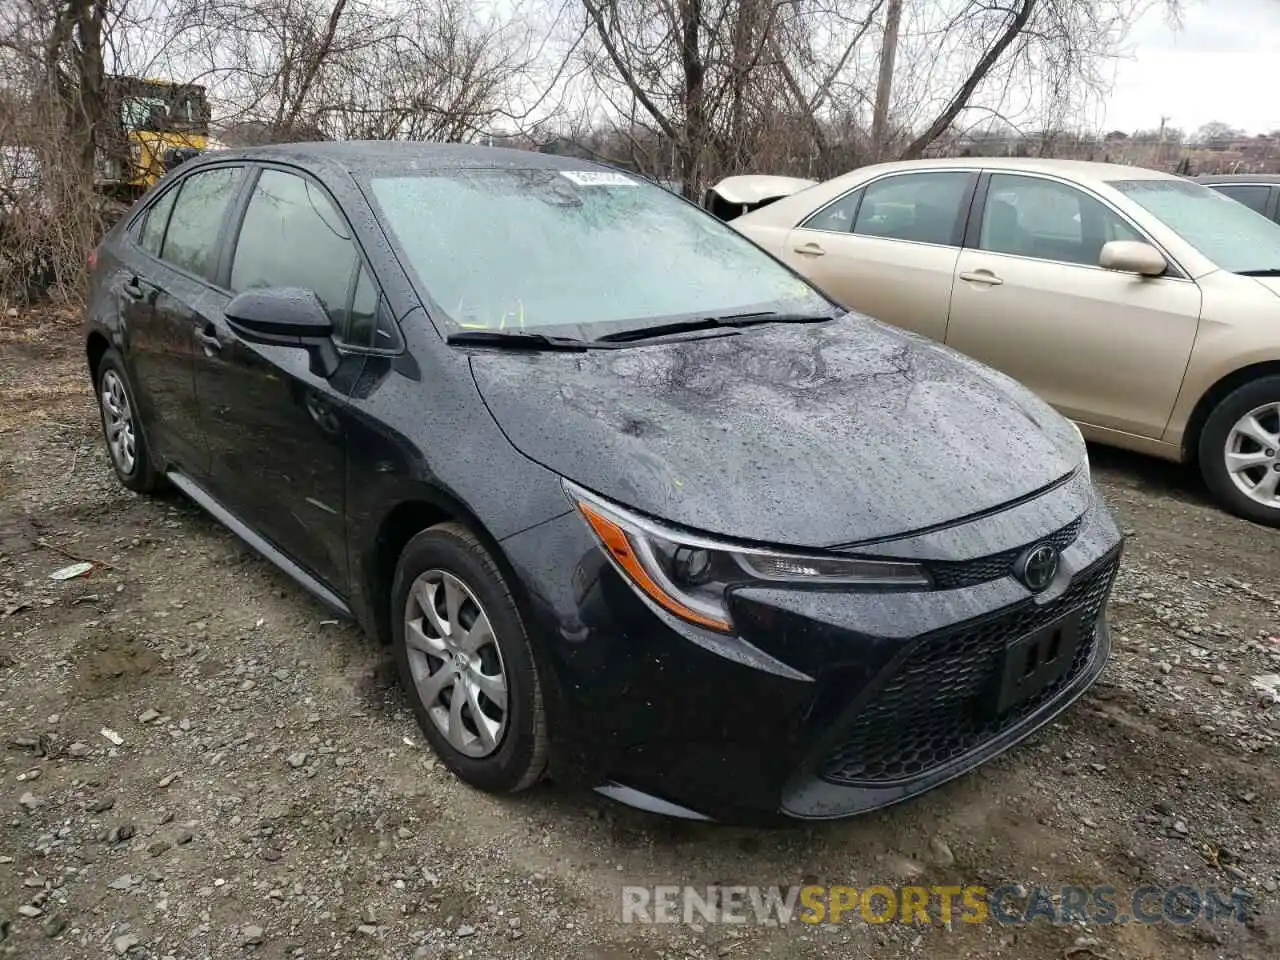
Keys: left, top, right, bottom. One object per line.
{"left": 1109, "top": 178, "right": 1280, "bottom": 274}
{"left": 367, "top": 167, "right": 830, "bottom": 338}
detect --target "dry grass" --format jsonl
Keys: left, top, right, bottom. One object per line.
{"left": 0, "top": 301, "right": 80, "bottom": 336}
{"left": 0, "top": 304, "right": 89, "bottom": 431}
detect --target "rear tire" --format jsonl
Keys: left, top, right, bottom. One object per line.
{"left": 391, "top": 522, "right": 548, "bottom": 793}
{"left": 95, "top": 349, "right": 164, "bottom": 494}
{"left": 1199, "top": 375, "right": 1280, "bottom": 527}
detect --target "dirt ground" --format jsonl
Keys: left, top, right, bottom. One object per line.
{"left": 1, "top": 308, "right": 1277, "bottom": 960}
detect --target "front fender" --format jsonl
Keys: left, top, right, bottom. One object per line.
{"left": 340, "top": 341, "right": 570, "bottom": 640}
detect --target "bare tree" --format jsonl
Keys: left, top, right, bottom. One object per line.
{"left": 575, "top": 0, "right": 793, "bottom": 197}
{"left": 0, "top": 0, "right": 1193, "bottom": 301}
{"left": 563, "top": 0, "right": 1172, "bottom": 194}
{"left": 869, "top": 0, "right": 901, "bottom": 160}
{"left": 1193, "top": 120, "right": 1243, "bottom": 145}
{"left": 313, "top": 0, "right": 531, "bottom": 142}
{"left": 0, "top": 0, "right": 133, "bottom": 301}
{"left": 1, "top": 0, "right": 112, "bottom": 175}
{"left": 768, "top": 1, "right": 883, "bottom": 175}
{"left": 160, "top": 0, "right": 529, "bottom": 143}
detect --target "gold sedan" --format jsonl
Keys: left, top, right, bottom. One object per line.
{"left": 729, "top": 157, "right": 1280, "bottom": 527}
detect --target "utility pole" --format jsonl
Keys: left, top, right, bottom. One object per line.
{"left": 871, "top": 0, "right": 903, "bottom": 161}
{"left": 1157, "top": 114, "right": 1169, "bottom": 168}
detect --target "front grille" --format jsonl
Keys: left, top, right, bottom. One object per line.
{"left": 819, "top": 551, "right": 1118, "bottom": 786}
{"left": 925, "top": 517, "right": 1083, "bottom": 589}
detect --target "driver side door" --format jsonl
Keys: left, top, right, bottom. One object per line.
{"left": 192, "top": 166, "right": 373, "bottom": 591}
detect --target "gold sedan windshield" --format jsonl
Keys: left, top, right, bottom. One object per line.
{"left": 1110, "top": 178, "right": 1280, "bottom": 274}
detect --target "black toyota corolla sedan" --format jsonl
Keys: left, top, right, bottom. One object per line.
{"left": 84, "top": 142, "right": 1122, "bottom": 823}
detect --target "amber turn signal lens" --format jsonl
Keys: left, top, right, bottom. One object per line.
{"left": 578, "top": 503, "right": 733, "bottom": 632}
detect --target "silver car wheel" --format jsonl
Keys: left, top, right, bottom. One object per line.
{"left": 100, "top": 370, "right": 137, "bottom": 475}
{"left": 403, "top": 569, "right": 508, "bottom": 758}
{"left": 1225, "top": 402, "right": 1280, "bottom": 508}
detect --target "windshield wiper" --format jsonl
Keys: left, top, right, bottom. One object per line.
{"left": 446, "top": 330, "right": 590, "bottom": 351}
{"left": 1238, "top": 268, "right": 1280, "bottom": 277}
{"left": 596, "top": 310, "right": 837, "bottom": 344}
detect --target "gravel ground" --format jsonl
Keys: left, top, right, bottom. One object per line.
{"left": 1, "top": 310, "right": 1278, "bottom": 959}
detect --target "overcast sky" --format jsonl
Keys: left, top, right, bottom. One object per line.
{"left": 1104, "top": 0, "right": 1280, "bottom": 134}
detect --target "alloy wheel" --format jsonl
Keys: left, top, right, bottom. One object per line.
{"left": 100, "top": 369, "right": 137, "bottom": 475}
{"left": 403, "top": 570, "right": 509, "bottom": 757}
{"left": 1224, "top": 402, "right": 1280, "bottom": 508}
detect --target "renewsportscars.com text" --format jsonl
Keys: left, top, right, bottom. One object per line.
{"left": 620, "top": 884, "right": 1252, "bottom": 927}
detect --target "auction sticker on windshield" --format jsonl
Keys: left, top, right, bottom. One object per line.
{"left": 560, "top": 170, "right": 637, "bottom": 186}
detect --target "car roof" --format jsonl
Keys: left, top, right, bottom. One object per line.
{"left": 1195, "top": 173, "right": 1280, "bottom": 184}
{"left": 193, "top": 140, "right": 614, "bottom": 175}
{"left": 822, "top": 155, "right": 1179, "bottom": 187}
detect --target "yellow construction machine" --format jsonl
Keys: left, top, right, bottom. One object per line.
{"left": 96, "top": 76, "right": 212, "bottom": 202}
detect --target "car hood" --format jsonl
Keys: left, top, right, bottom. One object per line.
{"left": 468, "top": 315, "right": 1082, "bottom": 548}
{"left": 706, "top": 174, "right": 817, "bottom": 206}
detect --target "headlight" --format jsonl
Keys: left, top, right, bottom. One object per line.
{"left": 564, "top": 481, "right": 929, "bottom": 633}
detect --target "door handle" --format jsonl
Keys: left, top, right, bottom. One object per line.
{"left": 793, "top": 241, "right": 826, "bottom": 257}
{"left": 196, "top": 325, "right": 222, "bottom": 352}
{"left": 958, "top": 270, "right": 1003, "bottom": 286}
{"left": 122, "top": 277, "right": 156, "bottom": 303}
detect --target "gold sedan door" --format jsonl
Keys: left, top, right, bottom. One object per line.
{"left": 945, "top": 172, "right": 1202, "bottom": 438}
{"left": 780, "top": 171, "right": 977, "bottom": 343}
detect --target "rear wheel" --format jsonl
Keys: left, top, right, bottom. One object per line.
{"left": 95, "top": 349, "right": 164, "bottom": 493}
{"left": 390, "top": 523, "right": 548, "bottom": 793}
{"left": 1199, "top": 376, "right": 1280, "bottom": 527}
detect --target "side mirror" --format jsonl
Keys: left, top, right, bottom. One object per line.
{"left": 225, "top": 287, "right": 339, "bottom": 378}
{"left": 1099, "top": 240, "right": 1167, "bottom": 277}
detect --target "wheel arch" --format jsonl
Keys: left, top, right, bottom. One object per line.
{"left": 362, "top": 487, "right": 529, "bottom": 648}
{"left": 1181, "top": 360, "right": 1280, "bottom": 463}
{"left": 362, "top": 488, "right": 572, "bottom": 778}
{"left": 86, "top": 330, "right": 111, "bottom": 384}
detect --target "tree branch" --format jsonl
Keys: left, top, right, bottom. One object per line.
{"left": 899, "top": 0, "right": 1037, "bottom": 160}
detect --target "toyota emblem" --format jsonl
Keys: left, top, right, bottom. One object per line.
{"left": 1017, "top": 543, "right": 1060, "bottom": 591}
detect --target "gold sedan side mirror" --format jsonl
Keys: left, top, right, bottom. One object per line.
{"left": 1099, "top": 240, "right": 1167, "bottom": 277}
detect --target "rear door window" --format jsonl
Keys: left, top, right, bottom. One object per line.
{"left": 802, "top": 189, "right": 862, "bottom": 233}
{"left": 139, "top": 188, "right": 177, "bottom": 256}
{"left": 851, "top": 172, "right": 972, "bottom": 246}
{"left": 159, "top": 166, "right": 242, "bottom": 279}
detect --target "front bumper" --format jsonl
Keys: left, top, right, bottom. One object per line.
{"left": 779, "top": 555, "right": 1115, "bottom": 818}
{"left": 499, "top": 473, "right": 1122, "bottom": 823}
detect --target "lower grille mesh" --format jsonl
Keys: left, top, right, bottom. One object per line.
{"left": 819, "top": 552, "right": 1118, "bottom": 786}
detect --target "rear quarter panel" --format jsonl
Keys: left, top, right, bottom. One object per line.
{"left": 730, "top": 220, "right": 790, "bottom": 259}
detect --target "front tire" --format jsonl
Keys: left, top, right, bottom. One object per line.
{"left": 391, "top": 522, "right": 548, "bottom": 793}
{"left": 1199, "top": 375, "right": 1280, "bottom": 527}
{"left": 95, "top": 349, "right": 164, "bottom": 493}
